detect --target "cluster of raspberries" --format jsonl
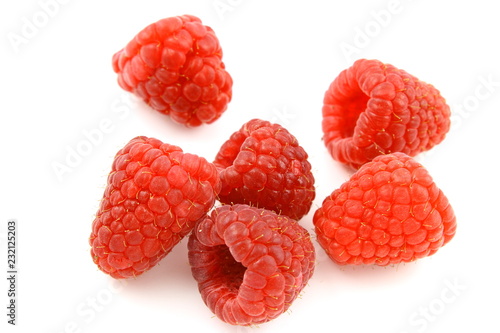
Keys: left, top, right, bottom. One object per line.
{"left": 90, "top": 15, "right": 457, "bottom": 327}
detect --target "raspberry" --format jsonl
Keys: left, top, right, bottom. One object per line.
{"left": 214, "top": 119, "right": 315, "bottom": 220}
{"left": 313, "top": 152, "right": 456, "bottom": 266}
{"left": 188, "top": 204, "right": 315, "bottom": 326}
{"left": 322, "top": 59, "right": 451, "bottom": 168}
{"left": 89, "top": 136, "right": 221, "bottom": 278}
{"left": 112, "top": 15, "right": 232, "bottom": 127}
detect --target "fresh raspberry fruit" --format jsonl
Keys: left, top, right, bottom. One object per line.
{"left": 112, "top": 15, "right": 232, "bottom": 127}
{"left": 89, "top": 136, "right": 221, "bottom": 279}
{"left": 322, "top": 59, "right": 451, "bottom": 168}
{"left": 313, "top": 152, "right": 456, "bottom": 266}
{"left": 188, "top": 204, "right": 315, "bottom": 326}
{"left": 213, "top": 119, "right": 315, "bottom": 220}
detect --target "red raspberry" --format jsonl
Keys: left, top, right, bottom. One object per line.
{"left": 89, "top": 136, "right": 221, "bottom": 279}
{"left": 188, "top": 204, "right": 315, "bottom": 326}
{"left": 322, "top": 59, "right": 451, "bottom": 168}
{"left": 313, "top": 152, "right": 456, "bottom": 266}
{"left": 214, "top": 119, "right": 315, "bottom": 220}
{"left": 112, "top": 15, "right": 232, "bottom": 127}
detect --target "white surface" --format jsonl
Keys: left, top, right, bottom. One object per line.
{"left": 1, "top": 1, "right": 499, "bottom": 332}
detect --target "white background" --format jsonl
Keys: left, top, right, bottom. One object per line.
{"left": 1, "top": 0, "right": 499, "bottom": 332}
